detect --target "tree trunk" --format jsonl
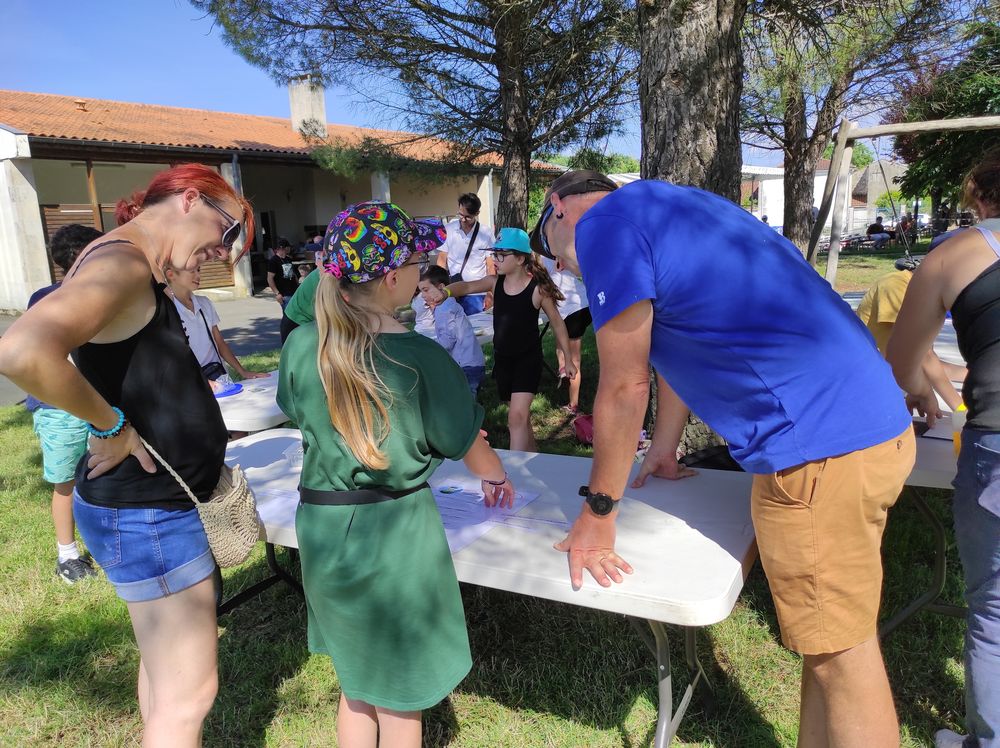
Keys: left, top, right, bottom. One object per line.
{"left": 497, "top": 145, "right": 531, "bottom": 230}
{"left": 781, "top": 83, "right": 818, "bottom": 252}
{"left": 930, "top": 189, "right": 942, "bottom": 230}
{"left": 638, "top": 0, "right": 746, "bottom": 454}
{"left": 638, "top": 0, "right": 746, "bottom": 201}
{"left": 494, "top": 9, "right": 531, "bottom": 230}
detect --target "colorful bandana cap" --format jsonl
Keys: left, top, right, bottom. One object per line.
{"left": 322, "top": 201, "right": 446, "bottom": 283}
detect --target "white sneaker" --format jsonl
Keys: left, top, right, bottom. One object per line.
{"left": 935, "top": 728, "right": 968, "bottom": 748}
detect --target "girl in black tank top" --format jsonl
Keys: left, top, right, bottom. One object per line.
{"left": 478, "top": 230, "right": 575, "bottom": 451}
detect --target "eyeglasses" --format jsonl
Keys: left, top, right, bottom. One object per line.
{"left": 201, "top": 194, "right": 242, "bottom": 249}
{"left": 401, "top": 254, "right": 430, "bottom": 271}
{"left": 458, "top": 211, "right": 478, "bottom": 221}
{"left": 491, "top": 251, "right": 515, "bottom": 261}
{"left": 537, "top": 204, "right": 558, "bottom": 260}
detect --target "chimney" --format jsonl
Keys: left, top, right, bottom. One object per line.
{"left": 74, "top": 99, "right": 88, "bottom": 112}
{"left": 288, "top": 75, "right": 327, "bottom": 139}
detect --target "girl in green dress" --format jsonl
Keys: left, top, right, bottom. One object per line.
{"left": 277, "top": 202, "right": 515, "bottom": 748}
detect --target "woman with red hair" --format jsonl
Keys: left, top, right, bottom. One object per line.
{"left": 0, "top": 163, "right": 254, "bottom": 746}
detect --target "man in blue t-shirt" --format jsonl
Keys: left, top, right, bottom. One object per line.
{"left": 530, "top": 170, "right": 915, "bottom": 747}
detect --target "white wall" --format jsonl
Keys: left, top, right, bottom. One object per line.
{"left": 750, "top": 172, "right": 853, "bottom": 234}
{"left": 390, "top": 174, "right": 480, "bottom": 221}
{"left": 310, "top": 170, "right": 368, "bottom": 229}
{"left": 241, "top": 164, "right": 320, "bottom": 247}
{"left": 0, "top": 130, "right": 50, "bottom": 311}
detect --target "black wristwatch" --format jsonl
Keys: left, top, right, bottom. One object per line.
{"left": 578, "top": 486, "right": 618, "bottom": 516}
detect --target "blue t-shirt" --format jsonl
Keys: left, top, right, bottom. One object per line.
{"left": 576, "top": 180, "right": 910, "bottom": 474}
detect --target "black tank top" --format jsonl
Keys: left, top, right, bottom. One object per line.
{"left": 70, "top": 241, "right": 228, "bottom": 510}
{"left": 952, "top": 225, "right": 1000, "bottom": 431}
{"left": 492, "top": 276, "right": 540, "bottom": 357}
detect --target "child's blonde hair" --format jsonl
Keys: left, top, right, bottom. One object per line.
{"left": 314, "top": 273, "right": 392, "bottom": 470}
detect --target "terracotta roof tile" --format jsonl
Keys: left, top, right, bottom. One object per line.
{"left": 0, "top": 90, "right": 555, "bottom": 171}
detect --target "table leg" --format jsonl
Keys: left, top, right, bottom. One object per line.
{"left": 629, "top": 618, "right": 712, "bottom": 748}
{"left": 880, "top": 489, "right": 966, "bottom": 638}
{"left": 216, "top": 543, "right": 304, "bottom": 617}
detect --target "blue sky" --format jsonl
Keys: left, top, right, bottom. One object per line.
{"left": 2, "top": 0, "right": 785, "bottom": 165}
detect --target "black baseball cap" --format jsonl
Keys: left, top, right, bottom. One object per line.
{"left": 529, "top": 170, "right": 619, "bottom": 257}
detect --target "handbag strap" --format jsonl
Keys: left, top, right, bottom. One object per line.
{"left": 136, "top": 435, "right": 202, "bottom": 505}
{"left": 458, "top": 222, "right": 480, "bottom": 277}
{"left": 198, "top": 305, "right": 224, "bottom": 364}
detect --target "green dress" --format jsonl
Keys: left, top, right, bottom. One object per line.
{"left": 277, "top": 325, "right": 484, "bottom": 711}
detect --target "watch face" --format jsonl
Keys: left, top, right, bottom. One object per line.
{"left": 589, "top": 493, "right": 615, "bottom": 515}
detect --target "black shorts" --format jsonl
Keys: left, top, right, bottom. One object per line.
{"left": 493, "top": 350, "right": 543, "bottom": 401}
{"left": 563, "top": 307, "right": 592, "bottom": 340}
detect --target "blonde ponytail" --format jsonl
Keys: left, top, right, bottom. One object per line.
{"left": 314, "top": 274, "right": 392, "bottom": 470}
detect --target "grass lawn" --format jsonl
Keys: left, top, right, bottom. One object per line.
{"left": 814, "top": 238, "right": 932, "bottom": 293}
{"left": 0, "top": 330, "right": 969, "bottom": 746}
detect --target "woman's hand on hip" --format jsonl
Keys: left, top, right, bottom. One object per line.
{"left": 86, "top": 426, "right": 156, "bottom": 479}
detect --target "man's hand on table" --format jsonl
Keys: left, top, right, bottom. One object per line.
{"left": 555, "top": 506, "right": 633, "bottom": 590}
{"left": 632, "top": 448, "right": 697, "bottom": 488}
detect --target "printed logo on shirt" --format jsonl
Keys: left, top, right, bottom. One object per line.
{"left": 597, "top": 291, "right": 606, "bottom": 306}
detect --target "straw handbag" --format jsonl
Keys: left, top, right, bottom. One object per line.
{"left": 139, "top": 437, "right": 261, "bottom": 568}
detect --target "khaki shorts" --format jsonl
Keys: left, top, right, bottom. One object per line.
{"left": 750, "top": 428, "right": 915, "bottom": 655}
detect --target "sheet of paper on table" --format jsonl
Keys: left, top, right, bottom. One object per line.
{"left": 433, "top": 484, "right": 549, "bottom": 553}
{"left": 921, "top": 414, "right": 955, "bottom": 441}
{"left": 251, "top": 483, "right": 552, "bottom": 555}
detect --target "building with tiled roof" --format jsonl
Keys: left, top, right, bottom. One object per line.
{"left": 0, "top": 83, "right": 557, "bottom": 309}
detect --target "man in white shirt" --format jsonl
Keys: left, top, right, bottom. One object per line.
{"left": 436, "top": 193, "right": 496, "bottom": 314}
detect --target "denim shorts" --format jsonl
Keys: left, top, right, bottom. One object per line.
{"left": 73, "top": 491, "right": 215, "bottom": 602}
{"left": 32, "top": 408, "right": 89, "bottom": 484}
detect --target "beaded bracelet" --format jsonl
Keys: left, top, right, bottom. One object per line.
{"left": 88, "top": 406, "right": 127, "bottom": 439}
{"left": 483, "top": 473, "right": 508, "bottom": 486}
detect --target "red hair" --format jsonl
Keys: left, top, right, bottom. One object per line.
{"left": 115, "top": 163, "right": 256, "bottom": 261}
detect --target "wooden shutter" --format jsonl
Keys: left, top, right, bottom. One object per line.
{"left": 39, "top": 204, "right": 99, "bottom": 282}
{"left": 38, "top": 204, "right": 234, "bottom": 288}
{"left": 198, "top": 260, "right": 234, "bottom": 289}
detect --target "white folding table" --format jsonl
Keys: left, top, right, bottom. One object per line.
{"left": 216, "top": 371, "right": 288, "bottom": 434}
{"left": 224, "top": 428, "right": 757, "bottom": 747}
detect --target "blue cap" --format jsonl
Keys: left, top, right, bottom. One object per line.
{"left": 494, "top": 227, "right": 531, "bottom": 254}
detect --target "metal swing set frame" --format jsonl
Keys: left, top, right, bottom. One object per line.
{"left": 805, "top": 114, "right": 1000, "bottom": 288}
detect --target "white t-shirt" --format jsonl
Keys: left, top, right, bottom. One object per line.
{"left": 543, "top": 258, "right": 589, "bottom": 318}
{"left": 442, "top": 219, "right": 495, "bottom": 282}
{"left": 411, "top": 295, "right": 435, "bottom": 335}
{"left": 171, "top": 294, "right": 222, "bottom": 367}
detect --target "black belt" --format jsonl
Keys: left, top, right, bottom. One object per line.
{"left": 299, "top": 483, "right": 429, "bottom": 506}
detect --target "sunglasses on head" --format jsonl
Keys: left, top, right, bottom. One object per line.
{"left": 200, "top": 194, "right": 242, "bottom": 249}
{"left": 537, "top": 203, "right": 556, "bottom": 260}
